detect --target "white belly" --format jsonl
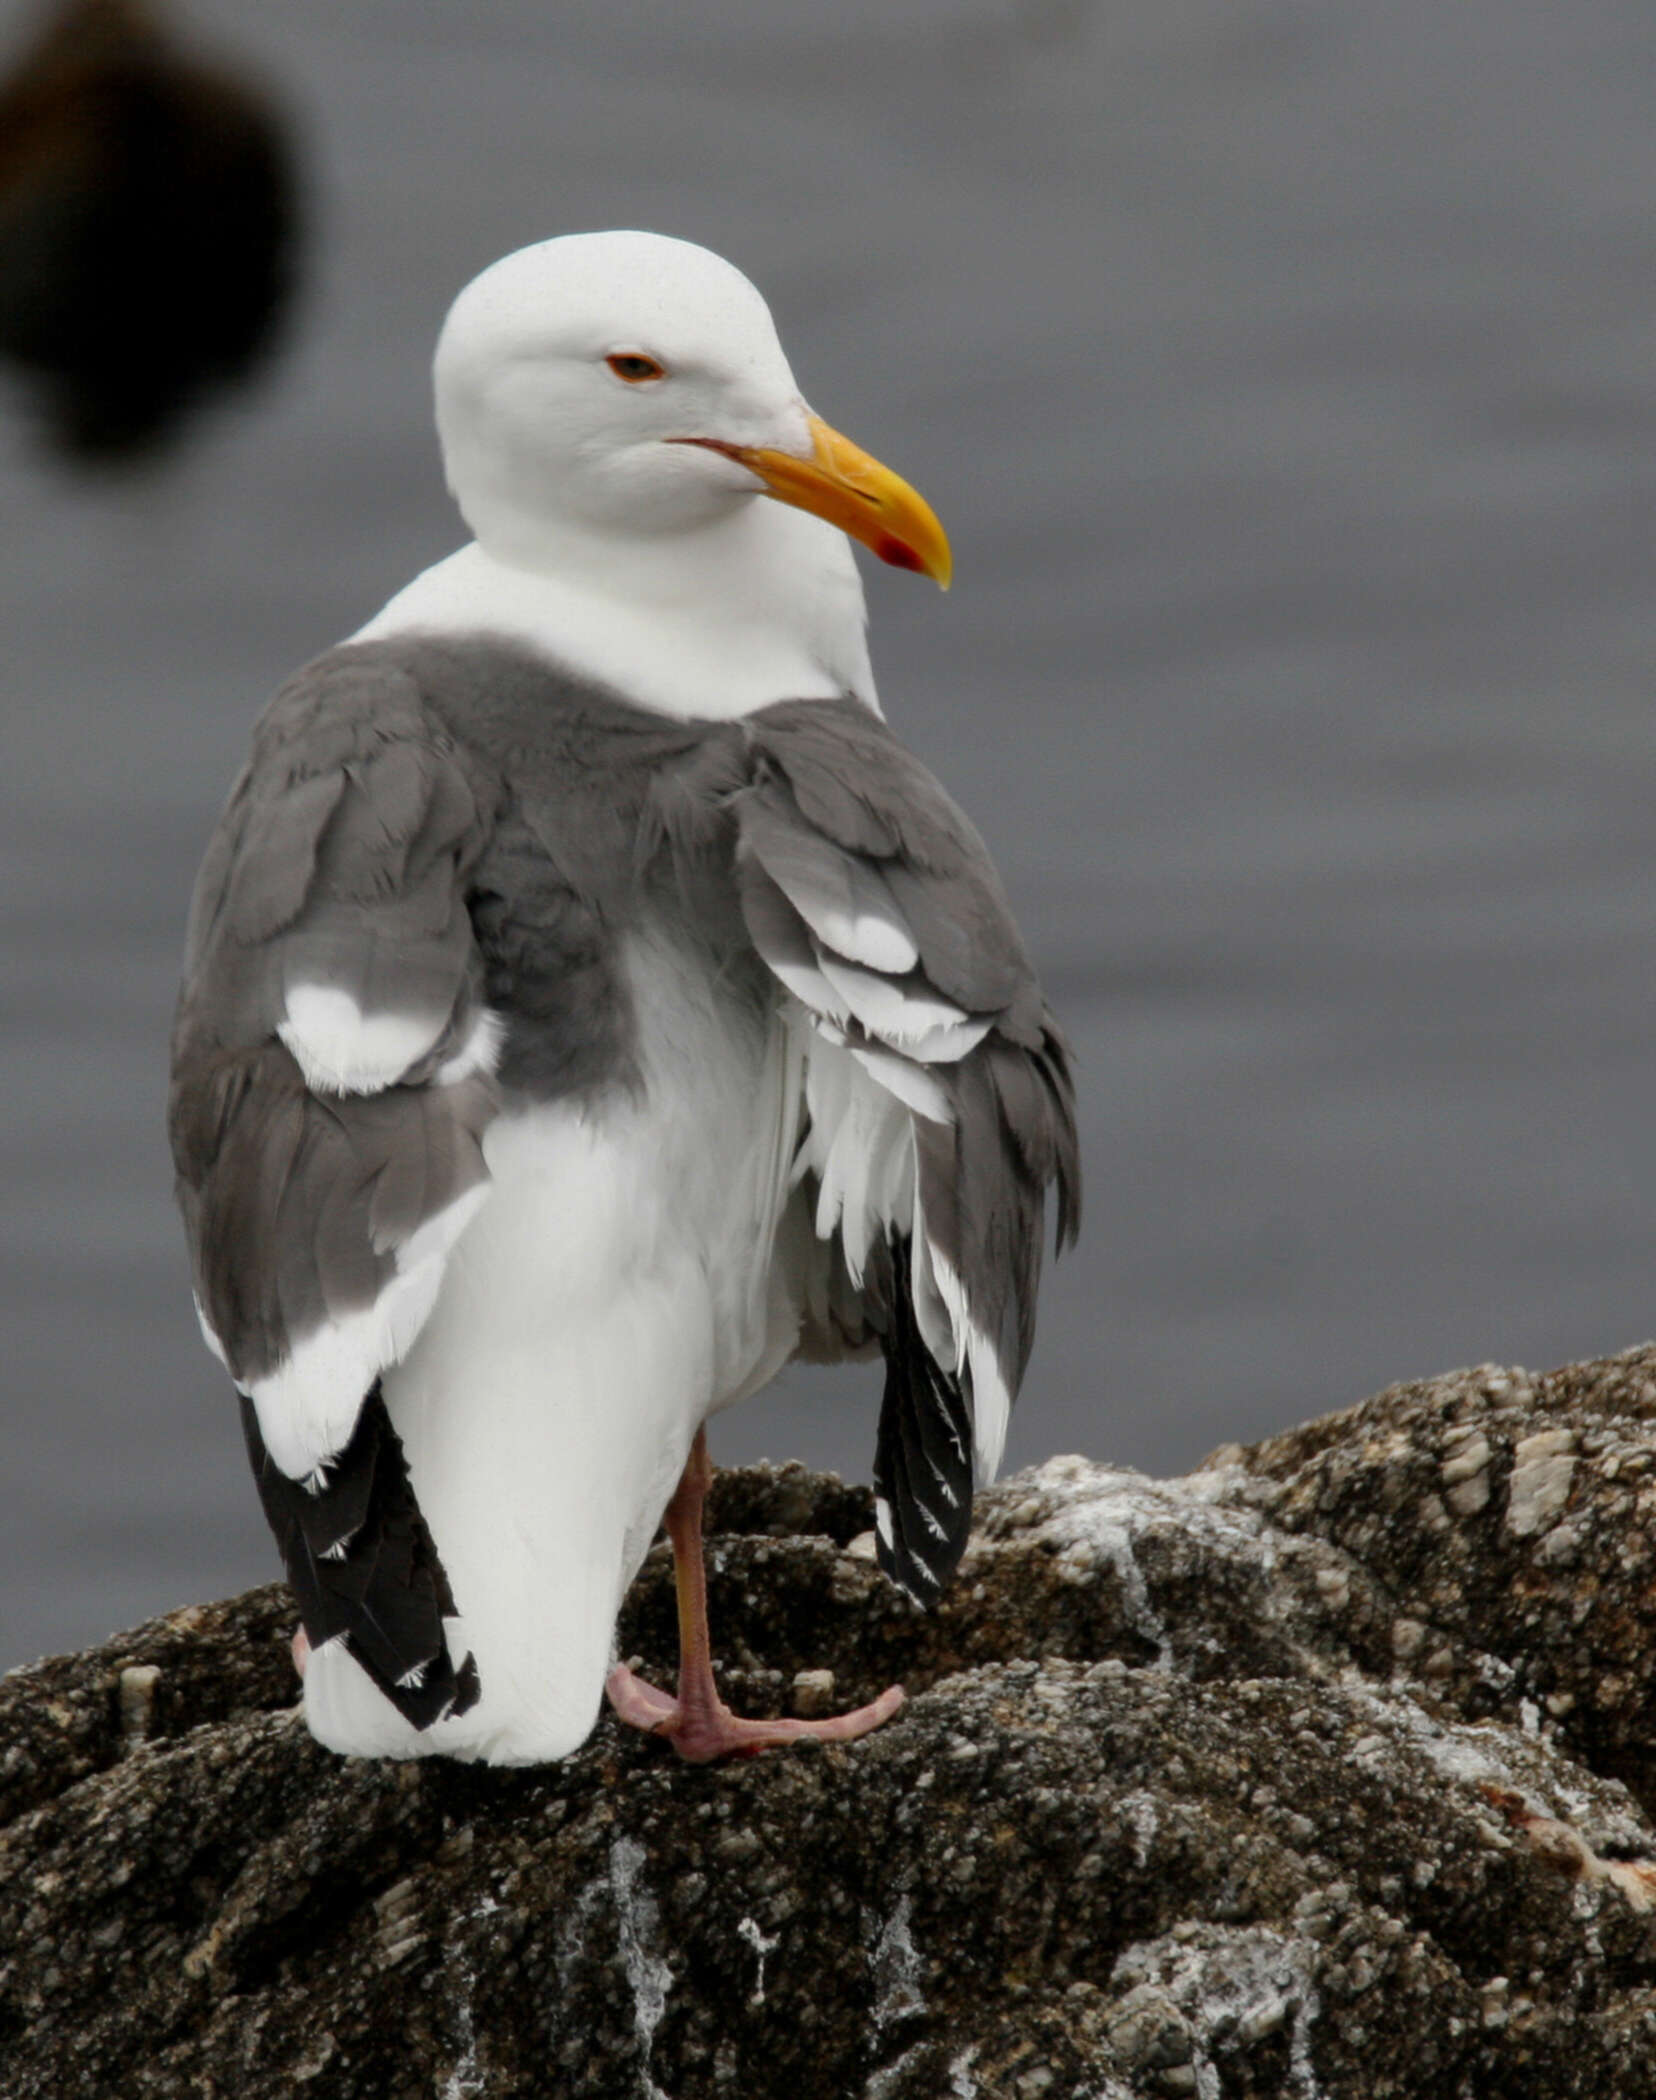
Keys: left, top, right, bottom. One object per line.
{"left": 301, "top": 931, "right": 809, "bottom": 1764}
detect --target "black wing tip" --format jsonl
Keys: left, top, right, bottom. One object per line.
{"left": 874, "top": 1507, "right": 957, "bottom": 1608}
{"left": 358, "top": 1638, "right": 480, "bottom": 1731}
{"left": 871, "top": 1235, "right": 976, "bottom": 1610}
{"left": 449, "top": 1649, "right": 482, "bottom": 1719}
{"left": 239, "top": 1381, "right": 479, "bottom": 1732}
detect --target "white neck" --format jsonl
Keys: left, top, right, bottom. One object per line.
{"left": 352, "top": 499, "right": 880, "bottom": 724}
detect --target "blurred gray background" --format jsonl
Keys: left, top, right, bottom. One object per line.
{"left": 3, "top": 0, "right": 1654, "bottom": 1668}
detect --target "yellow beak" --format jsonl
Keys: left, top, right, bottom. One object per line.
{"left": 678, "top": 412, "right": 952, "bottom": 589}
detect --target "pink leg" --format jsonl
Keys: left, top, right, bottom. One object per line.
{"left": 606, "top": 1427, "right": 905, "bottom": 1763}
{"left": 291, "top": 1625, "right": 310, "bottom": 1678}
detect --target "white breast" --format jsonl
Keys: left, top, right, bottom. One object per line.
{"left": 301, "top": 926, "right": 809, "bottom": 1765}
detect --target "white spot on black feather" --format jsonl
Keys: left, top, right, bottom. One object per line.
{"left": 927, "top": 1454, "right": 961, "bottom": 1508}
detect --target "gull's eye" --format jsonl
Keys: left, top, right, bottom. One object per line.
{"left": 606, "top": 352, "right": 666, "bottom": 384}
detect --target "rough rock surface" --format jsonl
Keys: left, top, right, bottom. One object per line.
{"left": 9, "top": 1347, "right": 1656, "bottom": 2097}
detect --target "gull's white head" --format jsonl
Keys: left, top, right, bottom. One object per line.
{"left": 363, "top": 232, "right": 948, "bottom": 722}
{"left": 433, "top": 230, "right": 950, "bottom": 587}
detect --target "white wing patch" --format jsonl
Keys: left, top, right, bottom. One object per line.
{"left": 847, "top": 1045, "right": 952, "bottom": 1126}
{"left": 193, "top": 1293, "right": 231, "bottom": 1372}
{"left": 742, "top": 857, "right": 991, "bottom": 1066}
{"left": 740, "top": 817, "right": 1025, "bottom": 1490}
{"left": 740, "top": 870, "right": 855, "bottom": 1027}
{"left": 741, "top": 813, "right": 919, "bottom": 976}
{"left": 278, "top": 984, "right": 444, "bottom": 1096}
{"left": 792, "top": 1028, "right": 1006, "bottom": 1483}
{"left": 779, "top": 860, "right": 918, "bottom": 976}
{"left": 928, "top": 1244, "right": 1011, "bottom": 1481}
{"left": 814, "top": 954, "right": 989, "bottom": 1062}
{"left": 249, "top": 1180, "right": 490, "bottom": 1479}
{"left": 797, "top": 1031, "right": 917, "bottom": 1279}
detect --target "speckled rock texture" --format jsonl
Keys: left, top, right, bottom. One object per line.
{"left": 9, "top": 1348, "right": 1656, "bottom": 2098}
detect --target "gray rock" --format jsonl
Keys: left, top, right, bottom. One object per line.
{"left": 8, "top": 1348, "right": 1656, "bottom": 2097}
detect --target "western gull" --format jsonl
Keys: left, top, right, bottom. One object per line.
{"left": 169, "top": 231, "right": 1079, "bottom": 1765}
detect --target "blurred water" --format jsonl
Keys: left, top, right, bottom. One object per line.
{"left": 3, "top": 0, "right": 1654, "bottom": 1668}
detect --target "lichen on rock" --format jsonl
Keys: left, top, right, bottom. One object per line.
{"left": 8, "top": 1347, "right": 1656, "bottom": 2096}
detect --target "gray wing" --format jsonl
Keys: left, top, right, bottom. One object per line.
{"left": 169, "top": 650, "right": 500, "bottom": 1724}
{"left": 737, "top": 698, "right": 1080, "bottom": 1604}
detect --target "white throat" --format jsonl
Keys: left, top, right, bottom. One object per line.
{"left": 353, "top": 497, "right": 880, "bottom": 724}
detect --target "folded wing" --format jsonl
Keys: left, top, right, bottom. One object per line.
{"left": 168, "top": 651, "right": 500, "bottom": 1724}
{"left": 737, "top": 699, "right": 1080, "bottom": 1604}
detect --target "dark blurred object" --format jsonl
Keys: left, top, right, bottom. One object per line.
{"left": 0, "top": 0, "right": 300, "bottom": 461}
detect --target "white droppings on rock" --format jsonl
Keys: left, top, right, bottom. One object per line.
{"left": 864, "top": 2041, "right": 931, "bottom": 2100}
{"left": 438, "top": 1936, "right": 485, "bottom": 2099}
{"left": 1286, "top": 1964, "right": 1323, "bottom": 2099}
{"left": 1008, "top": 1455, "right": 1307, "bottom": 1677}
{"left": 1111, "top": 1928, "right": 1324, "bottom": 2100}
{"left": 438, "top": 2054, "right": 483, "bottom": 2100}
{"left": 737, "top": 1915, "right": 778, "bottom": 2005}
{"left": 1018, "top": 1466, "right": 1193, "bottom": 1665}
{"left": 1506, "top": 1430, "right": 1578, "bottom": 1538}
{"left": 557, "top": 1841, "right": 674, "bottom": 2098}
{"left": 1096, "top": 1522, "right": 1173, "bottom": 1666}
{"left": 609, "top": 1836, "right": 673, "bottom": 2097}
{"left": 867, "top": 1893, "right": 925, "bottom": 2034}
